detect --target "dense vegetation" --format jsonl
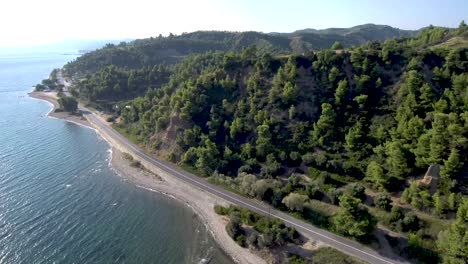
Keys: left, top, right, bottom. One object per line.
{"left": 57, "top": 96, "right": 78, "bottom": 112}
{"left": 215, "top": 204, "right": 365, "bottom": 264}
{"left": 71, "top": 65, "right": 171, "bottom": 110}
{"left": 215, "top": 205, "right": 300, "bottom": 248}
{"left": 63, "top": 24, "right": 417, "bottom": 77}
{"left": 35, "top": 69, "right": 61, "bottom": 91}
{"left": 288, "top": 247, "right": 365, "bottom": 264}
{"left": 65, "top": 22, "right": 468, "bottom": 263}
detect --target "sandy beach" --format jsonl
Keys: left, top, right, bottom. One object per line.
{"left": 30, "top": 91, "right": 266, "bottom": 264}
{"left": 29, "top": 91, "right": 90, "bottom": 128}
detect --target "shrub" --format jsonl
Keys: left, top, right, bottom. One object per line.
{"left": 282, "top": 193, "right": 309, "bottom": 212}
{"left": 167, "top": 152, "right": 176, "bottom": 162}
{"left": 214, "top": 205, "right": 228, "bottom": 215}
{"left": 218, "top": 205, "right": 299, "bottom": 249}
{"left": 235, "top": 234, "right": 246, "bottom": 247}
{"left": 288, "top": 255, "right": 307, "bottom": 264}
{"left": 122, "top": 152, "right": 133, "bottom": 161}
{"left": 327, "top": 188, "right": 343, "bottom": 205}
{"left": 402, "top": 212, "right": 420, "bottom": 232}
{"left": 374, "top": 193, "right": 392, "bottom": 211}
{"left": 226, "top": 217, "right": 243, "bottom": 239}
{"left": 57, "top": 96, "right": 78, "bottom": 112}
{"left": 332, "top": 41, "right": 344, "bottom": 50}
{"left": 390, "top": 206, "right": 404, "bottom": 222}
{"left": 130, "top": 160, "right": 141, "bottom": 168}
{"left": 246, "top": 231, "right": 259, "bottom": 248}
{"left": 349, "top": 183, "right": 366, "bottom": 201}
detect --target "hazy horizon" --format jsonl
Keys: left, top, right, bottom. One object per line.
{"left": 1, "top": 0, "right": 467, "bottom": 48}
{"left": 0, "top": 21, "right": 461, "bottom": 51}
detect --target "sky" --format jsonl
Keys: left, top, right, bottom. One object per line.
{"left": 1, "top": 0, "right": 467, "bottom": 47}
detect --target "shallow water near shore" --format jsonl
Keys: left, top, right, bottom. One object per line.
{"left": 0, "top": 53, "right": 232, "bottom": 263}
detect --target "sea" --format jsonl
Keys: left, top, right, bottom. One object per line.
{"left": 0, "top": 52, "right": 232, "bottom": 264}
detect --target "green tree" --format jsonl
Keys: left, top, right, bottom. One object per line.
{"left": 334, "top": 79, "right": 348, "bottom": 105}
{"left": 311, "top": 103, "right": 336, "bottom": 147}
{"left": 419, "top": 83, "right": 434, "bottom": 112}
{"left": 402, "top": 212, "right": 420, "bottom": 232}
{"left": 281, "top": 81, "right": 298, "bottom": 105}
{"left": 185, "top": 137, "right": 220, "bottom": 176}
{"left": 447, "top": 193, "right": 457, "bottom": 211}
{"left": 328, "top": 188, "right": 343, "bottom": 205}
{"left": 439, "top": 148, "right": 462, "bottom": 193}
{"left": 230, "top": 117, "right": 244, "bottom": 140}
{"left": 374, "top": 193, "right": 392, "bottom": 211}
{"left": 414, "top": 132, "right": 431, "bottom": 167}
{"left": 344, "top": 121, "right": 363, "bottom": 154}
{"left": 328, "top": 66, "right": 340, "bottom": 83}
{"left": 226, "top": 213, "right": 243, "bottom": 240}
{"left": 256, "top": 124, "right": 273, "bottom": 158}
{"left": 433, "top": 192, "right": 447, "bottom": 215}
{"left": 365, "top": 161, "right": 387, "bottom": 189}
{"left": 385, "top": 140, "right": 410, "bottom": 179}
{"left": 240, "top": 143, "right": 253, "bottom": 160}
{"left": 262, "top": 154, "right": 281, "bottom": 177}
{"left": 332, "top": 41, "right": 344, "bottom": 50}
{"left": 353, "top": 94, "right": 368, "bottom": 110}
{"left": 437, "top": 199, "right": 468, "bottom": 264}
{"left": 57, "top": 96, "right": 78, "bottom": 112}
{"left": 389, "top": 206, "right": 404, "bottom": 223}
{"left": 348, "top": 183, "right": 366, "bottom": 202}
{"left": 282, "top": 193, "right": 308, "bottom": 212}
{"left": 332, "top": 194, "right": 377, "bottom": 240}
{"left": 288, "top": 105, "right": 295, "bottom": 119}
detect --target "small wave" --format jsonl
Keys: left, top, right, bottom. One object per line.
{"left": 198, "top": 249, "right": 213, "bottom": 264}
{"left": 91, "top": 167, "right": 102, "bottom": 173}
{"left": 65, "top": 184, "right": 72, "bottom": 188}
{"left": 106, "top": 148, "right": 113, "bottom": 166}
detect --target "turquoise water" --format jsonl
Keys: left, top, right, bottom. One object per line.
{"left": 0, "top": 53, "right": 232, "bottom": 263}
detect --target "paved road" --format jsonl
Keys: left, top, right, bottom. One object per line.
{"left": 79, "top": 108, "right": 405, "bottom": 264}
{"left": 56, "top": 71, "right": 71, "bottom": 89}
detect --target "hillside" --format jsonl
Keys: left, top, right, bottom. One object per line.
{"left": 63, "top": 24, "right": 419, "bottom": 78}
{"left": 292, "top": 23, "right": 417, "bottom": 37}
{"left": 57, "top": 22, "right": 468, "bottom": 264}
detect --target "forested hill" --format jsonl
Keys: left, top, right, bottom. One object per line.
{"left": 278, "top": 23, "right": 417, "bottom": 39}
{"left": 66, "top": 23, "right": 468, "bottom": 263}
{"left": 63, "top": 24, "right": 417, "bottom": 77}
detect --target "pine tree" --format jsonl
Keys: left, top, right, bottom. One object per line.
{"left": 334, "top": 79, "right": 348, "bottom": 106}
{"left": 365, "top": 161, "right": 387, "bottom": 189}
{"left": 439, "top": 148, "right": 462, "bottom": 193}
{"left": 345, "top": 121, "right": 363, "bottom": 153}
{"left": 256, "top": 124, "right": 273, "bottom": 158}
{"left": 419, "top": 83, "right": 434, "bottom": 112}
{"left": 332, "top": 194, "right": 377, "bottom": 239}
{"left": 433, "top": 192, "right": 446, "bottom": 215}
{"left": 288, "top": 105, "right": 295, "bottom": 120}
{"left": 311, "top": 103, "right": 336, "bottom": 147}
{"left": 281, "top": 81, "right": 298, "bottom": 105}
{"left": 428, "top": 113, "right": 449, "bottom": 164}
{"left": 437, "top": 199, "right": 468, "bottom": 263}
{"left": 385, "top": 141, "right": 410, "bottom": 179}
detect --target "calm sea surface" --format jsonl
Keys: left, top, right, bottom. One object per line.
{"left": 0, "top": 53, "right": 232, "bottom": 264}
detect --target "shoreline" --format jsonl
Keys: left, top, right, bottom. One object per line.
{"left": 29, "top": 91, "right": 91, "bottom": 128}
{"left": 29, "top": 91, "right": 266, "bottom": 264}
